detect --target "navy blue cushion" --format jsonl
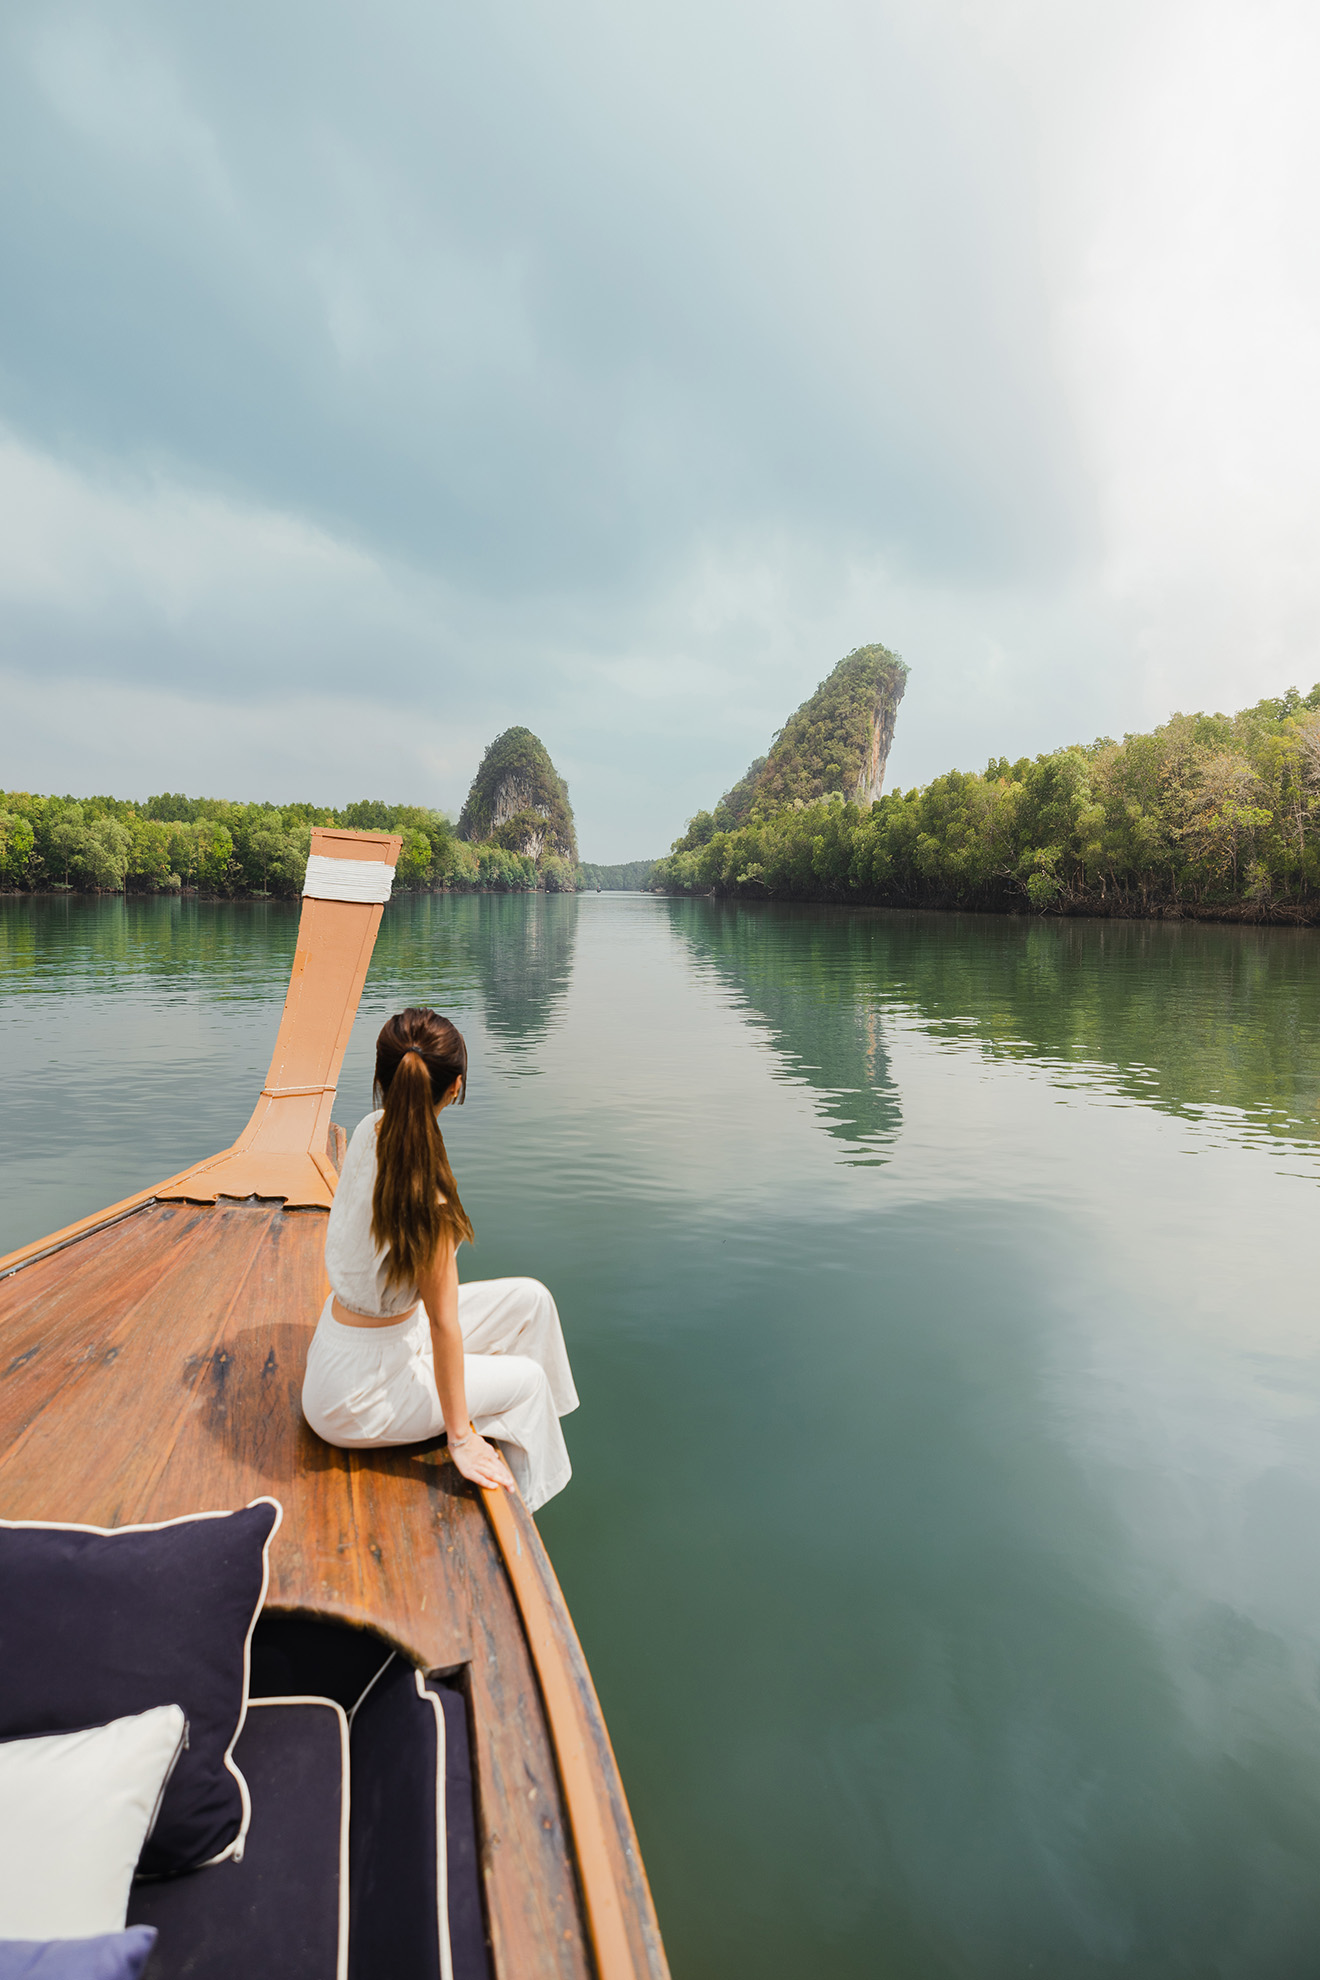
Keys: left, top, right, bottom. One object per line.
{"left": 0, "top": 1929, "right": 157, "bottom": 1980}
{"left": 350, "top": 1659, "right": 490, "bottom": 1980}
{"left": 0, "top": 1502, "right": 281, "bottom": 1876}
{"left": 128, "top": 1697, "right": 346, "bottom": 1980}
{"left": 430, "top": 1682, "right": 487, "bottom": 1980}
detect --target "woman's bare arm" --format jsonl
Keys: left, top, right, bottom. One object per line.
{"left": 415, "top": 1240, "right": 515, "bottom": 1493}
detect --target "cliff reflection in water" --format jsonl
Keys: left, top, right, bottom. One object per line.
{"left": 668, "top": 899, "right": 903, "bottom": 1162}
{"left": 673, "top": 901, "right": 1320, "bottom": 1162}
{"left": 462, "top": 892, "right": 579, "bottom": 1063}
{"left": 368, "top": 891, "right": 580, "bottom": 1066}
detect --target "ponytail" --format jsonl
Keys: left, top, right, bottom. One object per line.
{"left": 370, "top": 1010, "right": 475, "bottom": 1286}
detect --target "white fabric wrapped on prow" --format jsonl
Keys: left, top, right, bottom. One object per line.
{"left": 302, "top": 856, "right": 396, "bottom": 905}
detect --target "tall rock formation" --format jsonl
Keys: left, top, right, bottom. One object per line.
{"left": 714, "top": 644, "right": 908, "bottom": 829}
{"left": 457, "top": 728, "right": 578, "bottom": 864}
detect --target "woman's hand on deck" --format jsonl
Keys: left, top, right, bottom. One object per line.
{"left": 448, "top": 1429, "right": 516, "bottom": 1493}
{"left": 418, "top": 1243, "right": 513, "bottom": 1490}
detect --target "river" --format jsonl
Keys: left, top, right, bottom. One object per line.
{"left": 3, "top": 892, "right": 1320, "bottom": 1978}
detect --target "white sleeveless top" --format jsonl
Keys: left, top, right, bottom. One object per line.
{"left": 324, "top": 1111, "right": 420, "bottom": 1319}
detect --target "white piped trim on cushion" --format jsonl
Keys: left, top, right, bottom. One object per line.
{"left": 302, "top": 856, "right": 395, "bottom": 904}
{"left": 413, "top": 1672, "right": 454, "bottom": 1980}
{"left": 347, "top": 1652, "right": 396, "bottom": 1727}
{"left": 211, "top": 1497, "right": 281, "bottom": 1868}
{"left": 0, "top": 1706, "right": 186, "bottom": 1940}
{"left": 245, "top": 1699, "right": 349, "bottom": 1980}
{"left": 0, "top": 1498, "right": 283, "bottom": 1873}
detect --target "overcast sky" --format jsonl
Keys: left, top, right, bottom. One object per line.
{"left": 3, "top": 0, "right": 1319, "bottom": 859}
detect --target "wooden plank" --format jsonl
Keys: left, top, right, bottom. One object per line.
{"left": 0, "top": 1206, "right": 281, "bottom": 1518}
{"left": 0, "top": 1205, "right": 242, "bottom": 1468}
{"left": 0, "top": 1181, "right": 227, "bottom": 1281}
{"left": 483, "top": 1485, "right": 670, "bottom": 1980}
{"left": 0, "top": 1203, "right": 175, "bottom": 1354}
{"left": 306, "top": 829, "right": 402, "bottom": 863}
{"left": 134, "top": 1208, "right": 329, "bottom": 1520}
{"left": 455, "top": 1471, "right": 592, "bottom": 1980}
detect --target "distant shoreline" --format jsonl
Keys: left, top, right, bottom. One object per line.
{"left": 6, "top": 884, "right": 1317, "bottom": 929}
{"left": 654, "top": 888, "right": 1320, "bottom": 929}
{"left": 0, "top": 882, "right": 654, "bottom": 902}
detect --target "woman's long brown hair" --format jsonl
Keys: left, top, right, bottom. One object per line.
{"left": 371, "top": 1008, "right": 475, "bottom": 1286}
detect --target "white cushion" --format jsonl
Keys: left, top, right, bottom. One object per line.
{"left": 0, "top": 1706, "right": 186, "bottom": 1940}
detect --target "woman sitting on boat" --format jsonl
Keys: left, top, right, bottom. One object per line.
{"left": 302, "top": 1007, "right": 578, "bottom": 1510}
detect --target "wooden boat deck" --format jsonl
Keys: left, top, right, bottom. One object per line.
{"left": 0, "top": 827, "right": 667, "bottom": 1980}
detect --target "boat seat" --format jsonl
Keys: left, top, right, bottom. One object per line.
{"left": 349, "top": 1656, "right": 491, "bottom": 1980}
{"left": 128, "top": 1697, "right": 348, "bottom": 1979}
{"left": 249, "top": 1614, "right": 490, "bottom": 1979}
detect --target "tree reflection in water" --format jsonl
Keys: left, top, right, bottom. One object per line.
{"left": 462, "top": 892, "right": 579, "bottom": 1066}
{"left": 668, "top": 898, "right": 903, "bottom": 1164}
{"left": 365, "top": 892, "right": 580, "bottom": 1073}
{"left": 667, "top": 899, "right": 1320, "bottom": 1164}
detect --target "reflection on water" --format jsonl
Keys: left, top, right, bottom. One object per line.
{"left": 4, "top": 894, "right": 1320, "bottom": 1979}
{"left": 670, "top": 900, "right": 1320, "bottom": 1165}
{"left": 671, "top": 901, "right": 902, "bottom": 1161}
{"left": 444, "top": 892, "right": 579, "bottom": 1062}
{"left": 0, "top": 893, "right": 583, "bottom": 1239}
{"left": 886, "top": 910, "right": 1320, "bottom": 1154}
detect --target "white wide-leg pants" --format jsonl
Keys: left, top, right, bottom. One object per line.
{"left": 301, "top": 1278, "right": 579, "bottom": 1512}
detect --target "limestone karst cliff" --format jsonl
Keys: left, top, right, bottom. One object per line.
{"left": 456, "top": 727, "right": 579, "bottom": 864}
{"left": 690, "top": 644, "right": 908, "bottom": 842}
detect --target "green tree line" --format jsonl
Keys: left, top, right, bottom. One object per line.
{"left": 577, "top": 859, "right": 657, "bottom": 890}
{"left": 654, "top": 687, "right": 1320, "bottom": 921}
{"left": 0, "top": 791, "right": 582, "bottom": 897}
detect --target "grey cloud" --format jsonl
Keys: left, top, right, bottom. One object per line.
{"left": 0, "top": 0, "right": 1082, "bottom": 597}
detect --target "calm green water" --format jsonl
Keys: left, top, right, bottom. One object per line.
{"left": 4, "top": 893, "right": 1320, "bottom": 1978}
